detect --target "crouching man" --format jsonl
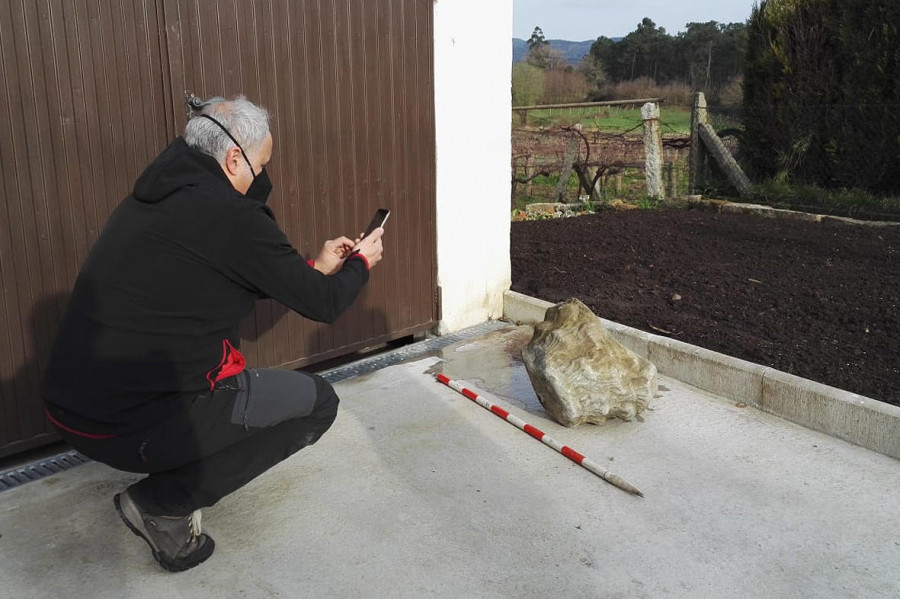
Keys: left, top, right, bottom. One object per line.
{"left": 42, "top": 95, "right": 384, "bottom": 571}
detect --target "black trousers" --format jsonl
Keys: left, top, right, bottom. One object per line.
{"left": 58, "top": 369, "right": 339, "bottom": 516}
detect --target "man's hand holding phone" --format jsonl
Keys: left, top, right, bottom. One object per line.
{"left": 312, "top": 209, "right": 387, "bottom": 274}
{"left": 350, "top": 227, "right": 384, "bottom": 268}
{"left": 348, "top": 208, "right": 389, "bottom": 269}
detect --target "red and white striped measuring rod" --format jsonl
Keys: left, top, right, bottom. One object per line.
{"left": 435, "top": 374, "right": 643, "bottom": 497}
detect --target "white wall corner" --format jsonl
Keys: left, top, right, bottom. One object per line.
{"left": 433, "top": 0, "right": 513, "bottom": 335}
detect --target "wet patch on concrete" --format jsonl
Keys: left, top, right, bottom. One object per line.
{"left": 423, "top": 325, "right": 545, "bottom": 415}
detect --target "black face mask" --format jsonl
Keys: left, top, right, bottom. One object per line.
{"left": 200, "top": 114, "right": 272, "bottom": 203}
{"left": 245, "top": 166, "right": 272, "bottom": 203}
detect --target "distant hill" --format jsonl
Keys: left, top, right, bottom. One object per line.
{"left": 512, "top": 38, "right": 620, "bottom": 65}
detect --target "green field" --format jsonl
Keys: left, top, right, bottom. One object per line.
{"left": 513, "top": 105, "right": 693, "bottom": 134}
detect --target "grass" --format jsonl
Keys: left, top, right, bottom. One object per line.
{"left": 514, "top": 105, "right": 693, "bottom": 134}
{"left": 513, "top": 161, "right": 692, "bottom": 211}
{"left": 751, "top": 180, "right": 900, "bottom": 221}
{"left": 513, "top": 172, "right": 581, "bottom": 210}
{"left": 515, "top": 175, "right": 900, "bottom": 222}
{"left": 636, "top": 196, "right": 662, "bottom": 210}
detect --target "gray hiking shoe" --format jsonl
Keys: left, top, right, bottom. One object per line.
{"left": 114, "top": 489, "right": 215, "bottom": 572}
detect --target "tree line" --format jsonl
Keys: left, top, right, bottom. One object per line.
{"left": 513, "top": 19, "right": 748, "bottom": 107}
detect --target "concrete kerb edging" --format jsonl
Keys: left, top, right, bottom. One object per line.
{"left": 717, "top": 202, "right": 900, "bottom": 227}
{"left": 502, "top": 290, "right": 900, "bottom": 460}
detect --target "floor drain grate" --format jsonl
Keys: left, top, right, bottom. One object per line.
{"left": 0, "top": 320, "right": 510, "bottom": 493}
{"left": 0, "top": 450, "right": 90, "bottom": 493}
{"left": 319, "top": 320, "right": 509, "bottom": 383}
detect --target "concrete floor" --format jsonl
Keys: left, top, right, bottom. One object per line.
{"left": 0, "top": 325, "right": 898, "bottom": 598}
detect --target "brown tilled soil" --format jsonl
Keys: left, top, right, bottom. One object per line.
{"left": 510, "top": 209, "right": 899, "bottom": 406}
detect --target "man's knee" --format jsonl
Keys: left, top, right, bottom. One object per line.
{"left": 277, "top": 374, "right": 339, "bottom": 451}
{"left": 234, "top": 369, "right": 337, "bottom": 429}
{"left": 309, "top": 374, "right": 340, "bottom": 423}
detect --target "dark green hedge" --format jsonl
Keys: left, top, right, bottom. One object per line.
{"left": 742, "top": 0, "right": 900, "bottom": 195}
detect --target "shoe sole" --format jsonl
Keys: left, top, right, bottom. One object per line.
{"left": 114, "top": 493, "right": 214, "bottom": 573}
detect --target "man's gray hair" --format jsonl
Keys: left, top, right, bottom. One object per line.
{"left": 184, "top": 95, "right": 270, "bottom": 162}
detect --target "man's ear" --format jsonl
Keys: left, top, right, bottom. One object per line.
{"left": 223, "top": 146, "right": 244, "bottom": 176}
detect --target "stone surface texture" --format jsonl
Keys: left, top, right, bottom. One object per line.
{"left": 641, "top": 102, "right": 664, "bottom": 199}
{"left": 522, "top": 298, "right": 658, "bottom": 426}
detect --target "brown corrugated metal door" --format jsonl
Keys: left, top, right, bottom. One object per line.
{"left": 0, "top": 0, "right": 174, "bottom": 457}
{"left": 0, "top": 0, "right": 436, "bottom": 458}
{"left": 161, "top": 0, "right": 437, "bottom": 370}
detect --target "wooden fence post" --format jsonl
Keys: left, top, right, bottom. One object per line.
{"left": 641, "top": 102, "right": 664, "bottom": 199}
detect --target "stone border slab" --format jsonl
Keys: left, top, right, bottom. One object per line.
{"left": 718, "top": 202, "right": 900, "bottom": 227}
{"left": 503, "top": 290, "right": 900, "bottom": 460}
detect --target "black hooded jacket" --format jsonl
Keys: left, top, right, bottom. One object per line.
{"left": 42, "top": 137, "right": 369, "bottom": 434}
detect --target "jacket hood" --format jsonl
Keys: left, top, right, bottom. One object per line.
{"left": 133, "top": 137, "right": 231, "bottom": 203}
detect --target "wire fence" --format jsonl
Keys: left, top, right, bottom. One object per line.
{"left": 512, "top": 99, "right": 900, "bottom": 221}
{"left": 511, "top": 102, "right": 693, "bottom": 208}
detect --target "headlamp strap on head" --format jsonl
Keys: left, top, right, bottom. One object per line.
{"left": 199, "top": 114, "right": 255, "bottom": 176}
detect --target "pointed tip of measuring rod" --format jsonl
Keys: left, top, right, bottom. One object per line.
{"left": 605, "top": 474, "right": 644, "bottom": 498}
{"left": 616, "top": 482, "right": 645, "bottom": 498}
{"left": 614, "top": 481, "right": 644, "bottom": 498}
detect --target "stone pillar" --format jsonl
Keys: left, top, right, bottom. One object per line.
{"left": 556, "top": 129, "right": 581, "bottom": 203}
{"left": 698, "top": 123, "right": 753, "bottom": 197}
{"left": 690, "top": 92, "right": 708, "bottom": 193}
{"left": 641, "top": 102, "right": 664, "bottom": 199}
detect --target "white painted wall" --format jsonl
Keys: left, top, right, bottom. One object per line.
{"left": 433, "top": 0, "right": 513, "bottom": 334}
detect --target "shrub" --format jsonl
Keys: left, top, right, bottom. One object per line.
{"left": 743, "top": 0, "right": 900, "bottom": 196}
{"left": 512, "top": 63, "right": 545, "bottom": 107}
{"left": 541, "top": 69, "right": 590, "bottom": 104}
{"left": 658, "top": 81, "right": 693, "bottom": 107}
{"left": 594, "top": 77, "right": 692, "bottom": 107}
{"left": 606, "top": 77, "right": 661, "bottom": 101}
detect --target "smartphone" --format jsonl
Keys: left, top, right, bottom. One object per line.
{"left": 362, "top": 208, "right": 391, "bottom": 238}
{"left": 348, "top": 209, "right": 390, "bottom": 258}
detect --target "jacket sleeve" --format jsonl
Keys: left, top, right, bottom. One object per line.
{"left": 221, "top": 204, "right": 369, "bottom": 324}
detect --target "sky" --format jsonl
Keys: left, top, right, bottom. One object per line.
{"left": 514, "top": 0, "right": 759, "bottom": 41}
